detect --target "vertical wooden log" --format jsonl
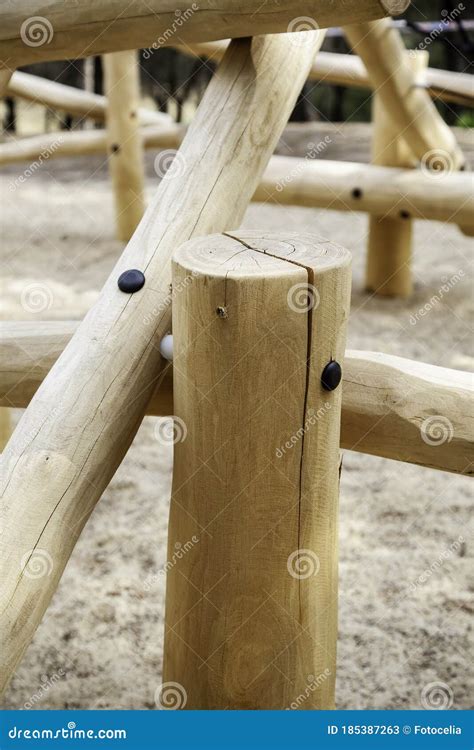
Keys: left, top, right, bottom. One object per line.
{"left": 83, "top": 56, "right": 95, "bottom": 130}
{"left": 162, "top": 231, "right": 351, "bottom": 709}
{"left": 0, "top": 409, "right": 11, "bottom": 452}
{"left": 103, "top": 50, "right": 145, "bottom": 241}
{"left": 366, "top": 52, "right": 428, "bottom": 297}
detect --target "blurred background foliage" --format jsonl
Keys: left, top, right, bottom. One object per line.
{"left": 312, "top": 0, "right": 473, "bottom": 126}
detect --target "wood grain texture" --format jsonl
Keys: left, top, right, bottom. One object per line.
{"left": 0, "top": 410, "right": 11, "bottom": 452}
{"left": 343, "top": 19, "right": 465, "bottom": 170}
{"left": 0, "top": 32, "right": 324, "bottom": 697}
{"left": 103, "top": 50, "right": 146, "bottom": 241}
{"left": 0, "top": 123, "right": 184, "bottom": 166}
{"left": 254, "top": 157, "right": 474, "bottom": 228}
{"left": 7, "top": 71, "right": 171, "bottom": 125}
{"left": 341, "top": 351, "right": 474, "bottom": 476}
{"left": 176, "top": 43, "right": 474, "bottom": 107}
{"left": 3, "top": 142, "right": 471, "bottom": 232}
{"left": 0, "top": 0, "right": 406, "bottom": 67}
{"left": 2, "top": 322, "right": 472, "bottom": 476}
{"left": 366, "top": 52, "right": 428, "bottom": 298}
{"left": 163, "top": 231, "right": 351, "bottom": 709}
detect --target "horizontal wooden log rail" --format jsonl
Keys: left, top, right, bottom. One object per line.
{"left": 7, "top": 71, "right": 171, "bottom": 125}
{"left": 2, "top": 321, "right": 472, "bottom": 476}
{"left": 0, "top": 124, "right": 183, "bottom": 165}
{"left": 257, "top": 156, "right": 474, "bottom": 228}
{"left": 0, "top": 0, "right": 407, "bottom": 68}
{"left": 2, "top": 132, "right": 472, "bottom": 231}
{"left": 176, "top": 42, "right": 474, "bottom": 108}
{"left": 0, "top": 30, "right": 325, "bottom": 697}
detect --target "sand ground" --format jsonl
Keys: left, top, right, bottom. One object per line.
{"left": 0, "top": 123, "right": 472, "bottom": 710}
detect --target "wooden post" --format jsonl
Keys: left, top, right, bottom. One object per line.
{"left": 0, "top": 410, "right": 11, "bottom": 452}
{"left": 103, "top": 50, "right": 146, "bottom": 242}
{"left": 0, "top": 32, "right": 325, "bottom": 697}
{"left": 366, "top": 51, "right": 428, "bottom": 297}
{"left": 8, "top": 71, "right": 171, "bottom": 125}
{"left": 0, "top": 58, "right": 12, "bottom": 462}
{"left": 162, "top": 231, "right": 351, "bottom": 709}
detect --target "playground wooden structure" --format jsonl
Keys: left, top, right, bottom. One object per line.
{"left": 1, "top": 0, "right": 473, "bottom": 709}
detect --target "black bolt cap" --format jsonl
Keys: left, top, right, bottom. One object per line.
{"left": 117, "top": 269, "right": 145, "bottom": 293}
{"left": 321, "top": 360, "right": 342, "bottom": 391}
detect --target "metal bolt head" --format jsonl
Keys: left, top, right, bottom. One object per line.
{"left": 321, "top": 360, "right": 342, "bottom": 391}
{"left": 117, "top": 269, "right": 145, "bottom": 294}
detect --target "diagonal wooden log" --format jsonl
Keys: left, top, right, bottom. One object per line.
{"left": 0, "top": 1, "right": 407, "bottom": 68}
{"left": 343, "top": 19, "right": 465, "bottom": 170}
{"left": 2, "top": 322, "right": 472, "bottom": 476}
{"left": 0, "top": 31, "right": 325, "bottom": 696}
